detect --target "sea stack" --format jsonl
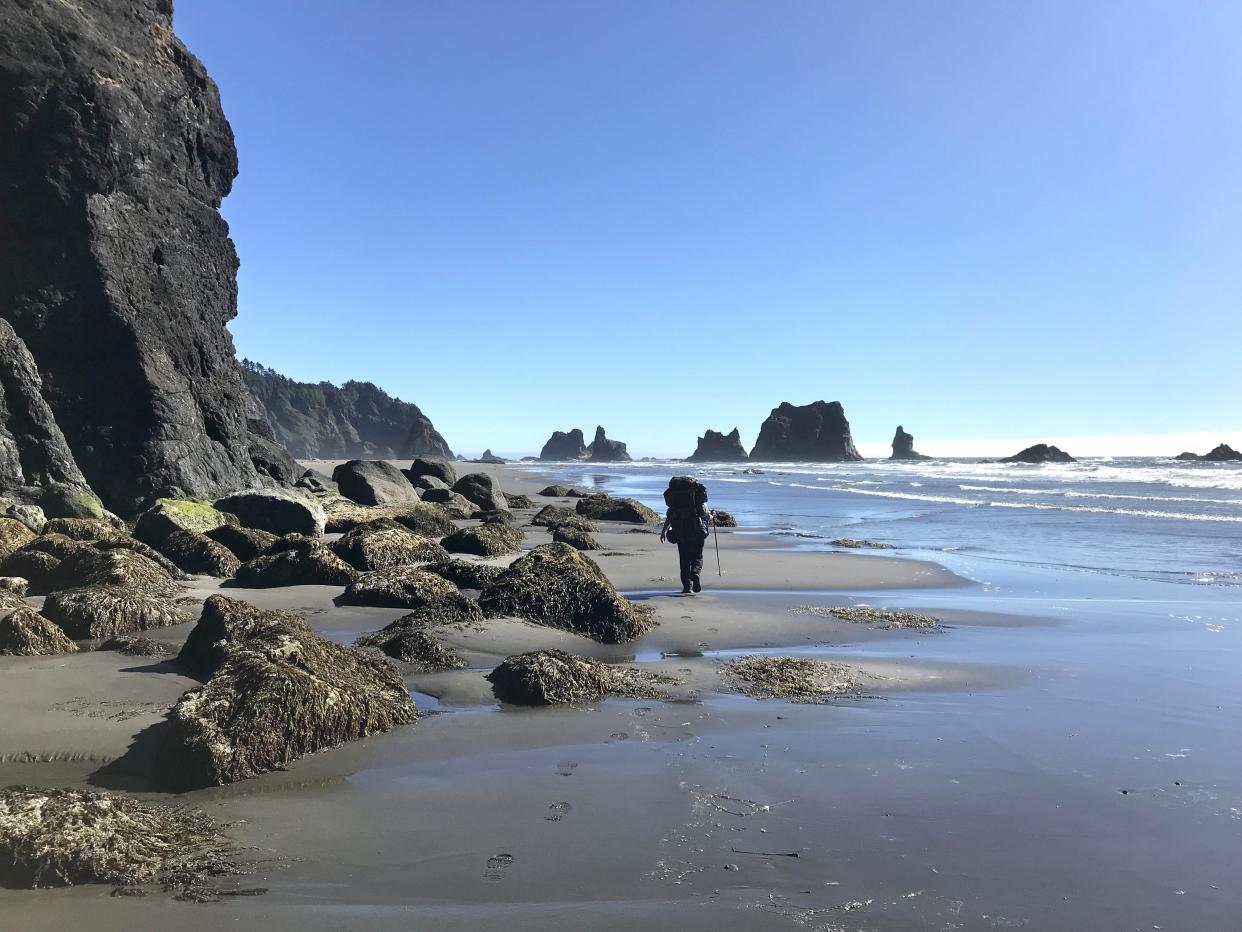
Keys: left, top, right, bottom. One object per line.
{"left": 1, "top": 0, "right": 287, "bottom": 513}
{"left": 890, "top": 425, "right": 930, "bottom": 461}
{"left": 1174, "top": 444, "right": 1242, "bottom": 462}
{"left": 749, "top": 401, "right": 863, "bottom": 462}
{"left": 586, "top": 426, "right": 632, "bottom": 462}
{"left": 1001, "top": 444, "right": 1076, "bottom": 464}
{"left": 539, "top": 429, "right": 588, "bottom": 461}
{"left": 687, "top": 428, "right": 749, "bottom": 463}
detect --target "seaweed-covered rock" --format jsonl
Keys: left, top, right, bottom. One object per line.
{"left": 539, "top": 429, "right": 588, "bottom": 461}
{"left": 387, "top": 503, "right": 457, "bottom": 537}
{"left": 134, "top": 499, "right": 232, "bottom": 547}
{"left": 330, "top": 521, "right": 451, "bottom": 572}
{"left": 711, "top": 509, "right": 738, "bottom": 528}
{"left": 204, "top": 524, "right": 279, "bottom": 562}
{"left": 504, "top": 492, "right": 534, "bottom": 509}
{"left": 421, "top": 559, "right": 505, "bottom": 591}
{"left": 585, "top": 426, "right": 631, "bottom": 462}
{"left": 451, "top": 472, "right": 509, "bottom": 512}
{"left": 41, "top": 586, "right": 192, "bottom": 640}
{"left": 574, "top": 496, "right": 660, "bottom": 524}
{"left": 42, "top": 517, "right": 121, "bottom": 542}
{"left": 0, "top": 589, "right": 26, "bottom": 613}
{"left": 0, "top": 517, "right": 35, "bottom": 556}
{"left": 553, "top": 526, "right": 599, "bottom": 551}
{"left": 442, "top": 523, "right": 525, "bottom": 557}
{"left": 687, "top": 427, "right": 749, "bottom": 463}
{"left": 750, "top": 400, "right": 863, "bottom": 462}
{"left": 476, "top": 509, "right": 515, "bottom": 525}
{"left": 94, "top": 536, "right": 191, "bottom": 580}
{"left": 0, "top": 787, "right": 242, "bottom": 892}
{"left": 99, "top": 636, "right": 173, "bottom": 657}
{"left": 235, "top": 538, "right": 357, "bottom": 588}
{"left": 0, "top": 607, "right": 78, "bottom": 656}
{"left": 409, "top": 457, "right": 457, "bottom": 486}
{"left": 531, "top": 504, "right": 595, "bottom": 532}
{"left": 0, "top": 549, "right": 60, "bottom": 593}
{"left": 0, "top": 576, "right": 28, "bottom": 597}
{"left": 215, "top": 489, "right": 326, "bottom": 537}
{"left": 538, "top": 484, "right": 577, "bottom": 497}
{"left": 331, "top": 460, "right": 420, "bottom": 507}
{"left": 356, "top": 609, "right": 480, "bottom": 669}
{"left": 487, "top": 649, "right": 670, "bottom": 705}
{"left": 419, "top": 488, "right": 477, "bottom": 518}
{"left": 154, "top": 529, "right": 242, "bottom": 578}
{"left": 47, "top": 548, "right": 178, "bottom": 597}
{"left": 20, "top": 533, "right": 84, "bottom": 561}
{"left": 159, "top": 611, "right": 417, "bottom": 789}
{"left": 339, "top": 566, "right": 461, "bottom": 609}
{"left": 478, "top": 543, "right": 655, "bottom": 643}
{"left": 1000, "top": 444, "right": 1076, "bottom": 464}
{"left": 723, "top": 655, "right": 863, "bottom": 703}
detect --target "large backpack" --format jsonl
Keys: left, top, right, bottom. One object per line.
{"left": 664, "top": 476, "right": 708, "bottom": 510}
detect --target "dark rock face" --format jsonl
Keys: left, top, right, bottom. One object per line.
{"left": 1000, "top": 444, "right": 1076, "bottom": 464}
{"left": 241, "top": 360, "right": 452, "bottom": 461}
{"left": 890, "top": 425, "right": 930, "bottom": 460}
{"left": 585, "top": 426, "right": 631, "bottom": 462}
{"left": 539, "top": 429, "right": 588, "bottom": 461}
{"left": 204, "top": 524, "right": 278, "bottom": 562}
{"left": 452, "top": 473, "right": 509, "bottom": 512}
{"left": 332, "top": 460, "right": 419, "bottom": 507}
{"left": 749, "top": 401, "right": 863, "bottom": 462}
{"left": 1175, "top": 444, "right": 1242, "bottom": 462}
{"left": 687, "top": 428, "right": 749, "bottom": 463}
{"left": 409, "top": 457, "right": 457, "bottom": 486}
{"left": 0, "top": 3, "right": 288, "bottom": 514}
{"left": 214, "top": 489, "right": 326, "bottom": 537}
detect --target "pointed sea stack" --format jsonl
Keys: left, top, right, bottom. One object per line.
{"left": 1000, "top": 444, "right": 1076, "bottom": 464}
{"left": 749, "top": 401, "right": 863, "bottom": 462}
{"left": 687, "top": 428, "right": 749, "bottom": 463}
{"left": 586, "top": 426, "right": 631, "bottom": 462}
{"left": 1, "top": 0, "right": 285, "bottom": 513}
{"left": 890, "top": 425, "right": 930, "bottom": 461}
{"left": 539, "top": 429, "right": 588, "bottom": 461}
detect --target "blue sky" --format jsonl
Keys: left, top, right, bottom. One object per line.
{"left": 178, "top": 0, "right": 1242, "bottom": 458}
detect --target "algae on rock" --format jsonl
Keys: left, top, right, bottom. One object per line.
{"left": 488, "top": 649, "right": 672, "bottom": 705}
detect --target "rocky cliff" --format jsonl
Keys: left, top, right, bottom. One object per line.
{"left": 241, "top": 361, "right": 452, "bottom": 461}
{"left": 586, "top": 426, "right": 631, "bottom": 462}
{"left": 0, "top": 0, "right": 278, "bottom": 513}
{"left": 539, "top": 429, "right": 588, "bottom": 461}
{"left": 687, "top": 428, "right": 749, "bottom": 462}
{"left": 749, "top": 401, "right": 862, "bottom": 462}
{"left": 890, "top": 425, "right": 929, "bottom": 460}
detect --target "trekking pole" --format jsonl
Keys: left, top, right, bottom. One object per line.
{"left": 712, "top": 513, "right": 722, "bottom": 576}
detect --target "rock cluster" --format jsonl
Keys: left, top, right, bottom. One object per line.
{"left": 1175, "top": 444, "right": 1242, "bottom": 462}
{"left": 687, "top": 428, "right": 749, "bottom": 462}
{"left": 750, "top": 401, "right": 863, "bottom": 462}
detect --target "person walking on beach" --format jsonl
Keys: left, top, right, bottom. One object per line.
{"left": 660, "top": 476, "right": 712, "bottom": 593}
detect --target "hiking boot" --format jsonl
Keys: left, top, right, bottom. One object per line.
{"left": 681, "top": 586, "right": 691, "bottom": 594}
{"left": 691, "top": 575, "right": 702, "bottom": 593}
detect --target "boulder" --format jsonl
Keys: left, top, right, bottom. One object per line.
{"left": 585, "top": 426, "right": 632, "bottom": 462}
{"left": 39, "top": 484, "right": 109, "bottom": 520}
{"left": 442, "top": 523, "right": 525, "bottom": 557}
{"left": 332, "top": 460, "right": 420, "bottom": 507}
{"left": 0, "top": 5, "right": 280, "bottom": 513}
{"left": 478, "top": 543, "right": 656, "bottom": 643}
{"left": 476, "top": 509, "right": 516, "bottom": 525}
{"left": 687, "top": 427, "right": 749, "bottom": 463}
{"left": 158, "top": 595, "right": 417, "bottom": 789}
{"left": 1, "top": 499, "right": 46, "bottom": 533}
{"left": 451, "top": 472, "right": 509, "bottom": 512}
{"left": 574, "top": 496, "right": 660, "bottom": 524}
{"left": 47, "top": 547, "right": 179, "bottom": 597}
{"left": 387, "top": 503, "right": 458, "bottom": 537}
{"left": 340, "top": 566, "right": 463, "bottom": 609}
{"left": 1000, "top": 444, "right": 1076, "bottom": 464}
{"left": 99, "top": 636, "right": 173, "bottom": 657}
{"left": 421, "top": 560, "right": 505, "bottom": 591}
{"left": 41, "top": 517, "right": 122, "bottom": 542}
{"left": 204, "top": 525, "right": 279, "bottom": 562}
{"left": 890, "top": 425, "right": 930, "bottom": 460}
{"left": 531, "top": 504, "right": 595, "bottom": 532}
{"left": 134, "top": 499, "right": 233, "bottom": 547}
{"left": 215, "top": 489, "right": 326, "bottom": 537}
{"left": 409, "top": 474, "right": 449, "bottom": 492}
{"left": 153, "top": 529, "right": 242, "bottom": 578}
{"left": 553, "top": 526, "right": 599, "bottom": 551}
{"left": 0, "top": 607, "right": 78, "bottom": 656}
{"left": 487, "top": 649, "right": 670, "bottom": 705}
{"left": 235, "top": 538, "right": 357, "bottom": 588}
{"left": 330, "top": 520, "right": 451, "bottom": 571}
{"left": 94, "top": 536, "right": 192, "bottom": 580}
{"left": 295, "top": 468, "right": 338, "bottom": 495}
{"left": 539, "top": 429, "right": 588, "bottom": 461}
{"left": 504, "top": 492, "right": 534, "bottom": 509}
{"left": 21, "top": 533, "right": 84, "bottom": 561}
{"left": 41, "top": 586, "right": 192, "bottom": 640}
{"left": 419, "top": 488, "right": 478, "bottom": 518}
{"left": 711, "top": 509, "right": 739, "bottom": 528}
{"left": 749, "top": 401, "right": 863, "bottom": 462}
{"left": 356, "top": 618, "right": 469, "bottom": 670}
{"left": 0, "top": 550, "right": 60, "bottom": 594}
{"left": 0, "top": 577, "right": 29, "bottom": 597}
{"left": 538, "top": 484, "right": 578, "bottom": 497}
{"left": 0, "top": 517, "right": 35, "bottom": 556}
{"left": 409, "top": 457, "right": 458, "bottom": 486}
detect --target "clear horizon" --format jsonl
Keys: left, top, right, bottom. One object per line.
{"left": 177, "top": 1, "right": 1242, "bottom": 455}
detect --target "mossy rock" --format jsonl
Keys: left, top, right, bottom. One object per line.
{"left": 421, "top": 559, "right": 505, "bottom": 591}
{"left": 330, "top": 520, "right": 451, "bottom": 572}
{"left": 552, "top": 526, "right": 599, "bottom": 551}
{"left": 235, "top": 539, "right": 357, "bottom": 588}
{"left": 134, "top": 498, "right": 233, "bottom": 546}
{"left": 0, "top": 518, "right": 35, "bottom": 556}
{"left": 154, "top": 529, "right": 242, "bottom": 578}
{"left": 40, "top": 483, "right": 106, "bottom": 520}
{"left": 0, "top": 608, "right": 78, "bottom": 656}
{"left": 158, "top": 595, "right": 418, "bottom": 789}
{"left": 205, "top": 525, "right": 279, "bottom": 562}
{"left": 487, "top": 649, "right": 671, "bottom": 705}
{"left": 478, "top": 543, "right": 655, "bottom": 643}
{"left": 574, "top": 496, "right": 660, "bottom": 524}
{"left": 441, "top": 523, "right": 525, "bottom": 557}
{"left": 41, "top": 586, "right": 193, "bottom": 640}
{"left": 46, "top": 547, "right": 179, "bottom": 597}
{"left": 340, "top": 566, "right": 462, "bottom": 609}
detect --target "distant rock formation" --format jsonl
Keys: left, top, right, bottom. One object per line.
{"left": 586, "top": 426, "right": 632, "bottom": 462}
{"left": 539, "top": 429, "right": 588, "bottom": 461}
{"left": 749, "top": 402, "right": 862, "bottom": 462}
{"left": 1001, "top": 444, "right": 1076, "bottom": 464}
{"left": 890, "top": 425, "right": 930, "bottom": 460}
{"left": 475, "top": 450, "right": 506, "bottom": 464}
{"left": 687, "top": 428, "right": 749, "bottom": 463}
{"left": 242, "top": 361, "right": 451, "bottom": 461}
{"left": 1175, "top": 444, "right": 1242, "bottom": 462}
{"left": 1, "top": 1, "right": 280, "bottom": 513}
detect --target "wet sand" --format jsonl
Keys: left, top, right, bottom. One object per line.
{"left": 3, "top": 463, "right": 1240, "bottom": 930}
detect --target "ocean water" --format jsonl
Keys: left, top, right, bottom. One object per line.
{"left": 524, "top": 457, "right": 1242, "bottom": 589}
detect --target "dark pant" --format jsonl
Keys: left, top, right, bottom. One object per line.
{"left": 676, "top": 536, "right": 705, "bottom": 589}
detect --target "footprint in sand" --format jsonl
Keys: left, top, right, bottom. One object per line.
{"left": 544, "top": 802, "right": 573, "bottom": 822}
{"left": 484, "top": 853, "right": 515, "bottom": 881}
{"left": 555, "top": 761, "right": 578, "bottom": 777}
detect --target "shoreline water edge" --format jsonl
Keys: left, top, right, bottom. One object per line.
{"left": 2, "top": 460, "right": 1240, "bottom": 931}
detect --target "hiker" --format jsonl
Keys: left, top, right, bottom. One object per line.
{"left": 660, "top": 476, "right": 712, "bottom": 593}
